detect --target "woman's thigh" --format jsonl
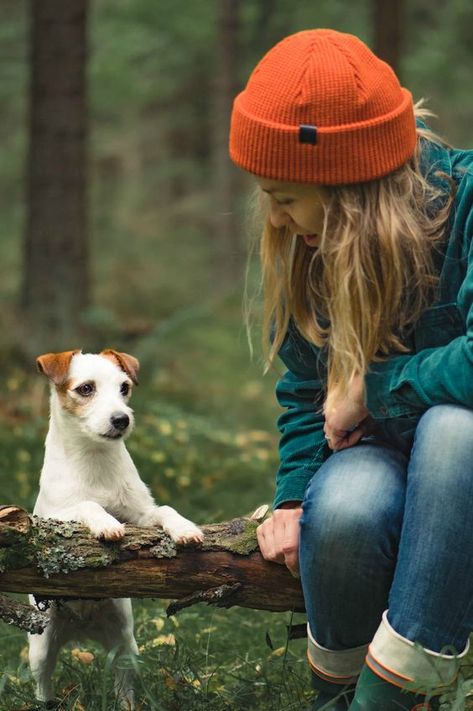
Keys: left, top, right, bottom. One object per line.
{"left": 389, "top": 404, "right": 473, "bottom": 652}
{"left": 299, "top": 441, "right": 407, "bottom": 648}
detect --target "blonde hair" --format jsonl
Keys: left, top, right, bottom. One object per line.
{"left": 247, "top": 103, "right": 455, "bottom": 402}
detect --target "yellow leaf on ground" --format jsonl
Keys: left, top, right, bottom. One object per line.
{"left": 163, "top": 672, "right": 178, "bottom": 689}
{"left": 71, "top": 648, "right": 95, "bottom": 664}
{"left": 152, "top": 634, "right": 176, "bottom": 646}
{"left": 151, "top": 617, "right": 165, "bottom": 631}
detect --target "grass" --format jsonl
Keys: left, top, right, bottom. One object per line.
{"left": 1, "top": 294, "right": 473, "bottom": 710}
{"left": 0, "top": 292, "right": 316, "bottom": 710}
{"left": 0, "top": 603, "right": 311, "bottom": 710}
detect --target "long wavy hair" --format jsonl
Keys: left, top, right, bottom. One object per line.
{"left": 245, "top": 103, "right": 455, "bottom": 402}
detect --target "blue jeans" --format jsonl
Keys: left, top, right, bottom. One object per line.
{"left": 299, "top": 404, "right": 473, "bottom": 656}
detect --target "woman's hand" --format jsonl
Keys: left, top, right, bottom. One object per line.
{"left": 323, "top": 374, "right": 369, "bottom": 451}
{"left": 256, "top": 502, "right": 302, "bottom": 577}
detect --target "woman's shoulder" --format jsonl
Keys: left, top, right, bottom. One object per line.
{"left": 278, "top": 320, "right": 325, "bottom": 378}
{"left": 450, "top": 148, "right": 473, "bottom": 184}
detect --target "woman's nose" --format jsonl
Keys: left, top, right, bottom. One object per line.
{"left": 269, "top": 203, "right": 291, "bottom": 229}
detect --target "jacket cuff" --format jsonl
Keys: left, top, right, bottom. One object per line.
{"left": 273, "top": 471, "right": 315, "bottom": 509}
{"left": 365, "top": 358, "right": 424, "bottom": 419}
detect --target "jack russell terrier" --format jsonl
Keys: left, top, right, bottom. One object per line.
{"left": 28, "top": 349, "right": 203, "bottom": 708}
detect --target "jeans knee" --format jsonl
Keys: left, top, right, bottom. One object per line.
{"left": 300, "top": 483, "right": 399, "bottom": 570}
{"left": 415, "top": 404, "right": 473, "bottom": 462}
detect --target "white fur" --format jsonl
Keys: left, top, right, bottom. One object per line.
{"left": 29, "top": 352, "right": 203, "bottom": 707}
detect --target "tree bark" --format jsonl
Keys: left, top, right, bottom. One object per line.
{"left": 211, "top": 0, "right": 244, "bottom": 289}
{"left": 22, "top": 0, "right": 90, "bottom": 356}
{"left": 0, "top": 506, "right": 304, "bottom": 632}
{"left": 372, "top": 0, "right": 405, "bottom": 76}
{"left": 0, "top": 592, "right": 48, "bottom": 634}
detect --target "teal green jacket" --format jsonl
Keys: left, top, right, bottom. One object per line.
{"left": 274, "top": 138, "right": 473, "bottom": 509}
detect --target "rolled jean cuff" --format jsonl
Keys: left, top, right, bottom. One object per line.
{"left": 367, "top": 610, "right": 470, "bottom": 691}
{"left": 307, "top": 623, "right": 368, "bottom": 684}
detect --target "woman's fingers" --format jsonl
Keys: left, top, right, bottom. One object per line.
{"left": 325, "top": 426, "right": 366, "bottom": 451}
{"left": 256, "top": 517, "right": 285, "bottom": 563}
{"left": 279, "top": 515, "right": 301, "bottom": 577}
{"left": 331, "top": 426, "right": 365, "bottom": 451}
{"left": 256, "top": 507, "right": 302, "bottom": 577}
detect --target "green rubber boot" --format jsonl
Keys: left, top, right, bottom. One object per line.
{"left": 313, "top": 688, "right": 355, "bottom": 710}
{"left": 348, "top": 665, "right": 439, "bottom": 710}
{"left": 312, "top": 673, "right": 356, "bottom": 710}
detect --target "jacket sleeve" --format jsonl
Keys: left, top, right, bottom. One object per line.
{"left": 365, "top": 172, "right": 473, "bottom": 418}
{"left": 274, "top": 369, "right": 330, "bottom": 508}
{"left": 365, "top": 328, "right": 473, "bottom": 418}
{"left": 273, "top": 324, "right": 330, "bottom": 509}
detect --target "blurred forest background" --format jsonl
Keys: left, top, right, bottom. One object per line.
{"left": 0, "top": 1, "right": 473, "bottom": 709}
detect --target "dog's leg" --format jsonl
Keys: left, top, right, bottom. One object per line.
{"left": 92, "top": 599, "right": 139, "bottom": 710}
{"left": 138, "top": 505, "right": 203, "bottom": 544}
{"left": 28, "top": 622, "right": 60, "bottom": 703}
{"left": 48, "top": 500, "right": 126, "bottom": 540}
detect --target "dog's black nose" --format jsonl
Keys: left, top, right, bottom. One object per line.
{"left": 111, "top": 413, "right": 130, "bottom": 431}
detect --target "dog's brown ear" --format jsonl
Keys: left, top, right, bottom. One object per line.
{"left": 36, "top": 350, "right": 81, "bottom": 386}
{"left": 100, "top": 349, "right": 140, "bottom": 385}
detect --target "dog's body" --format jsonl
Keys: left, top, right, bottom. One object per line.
{"left": 28, "top": 349, "right": 203, "bottom": 707}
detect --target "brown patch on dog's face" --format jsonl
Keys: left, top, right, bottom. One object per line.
{"left": 36, "top": 350, "right": 81, "bottom": 387}
{"left": 58, "top": 376, "right": 98, "bottom": 416}
{"left": 55, "top": 381, "right": 95, "bottom": 416}
{"left": 100, "top": 349, "right": 140, "bottom": 384}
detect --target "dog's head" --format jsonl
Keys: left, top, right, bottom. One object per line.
{"left": 36, "top": 349, "right": 139, "bottom": 443}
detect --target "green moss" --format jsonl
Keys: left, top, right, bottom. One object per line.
{"left": 204, "top": 519, "right": 259, "bottom": 556}
{"left": 0, "top": 544, "right": 33, "bottom": 573}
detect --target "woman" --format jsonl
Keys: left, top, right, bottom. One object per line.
{"left": 229, "top": 29, "right": 473, "bottom": 710}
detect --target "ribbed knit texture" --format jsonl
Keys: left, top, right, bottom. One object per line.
{"left": 229, "top": 29, "right": 417, "bottom": 185}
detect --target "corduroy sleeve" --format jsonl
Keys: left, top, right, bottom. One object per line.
{"left": 364, "top": 334, "right": 473, "bottom": 418}
{"left": 365, "top": 168, "right": 473, "bottom": 417}
{"left": 273, "top": 369, "right": 330, "bottom": 509}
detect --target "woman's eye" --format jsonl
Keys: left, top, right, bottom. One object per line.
{"left": 275, "top": 198, "right": 294, "bottom": 206}
{"left": 75, "top": 383, "right": 94, "bottom": 397}
{"left": 120, "top": 382, "right": 130, "bottom": 396}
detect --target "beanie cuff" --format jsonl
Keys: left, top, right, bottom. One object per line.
{"left": 230, "top": 87, "right": 416, "bottom": 185}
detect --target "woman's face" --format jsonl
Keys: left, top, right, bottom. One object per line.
{"left": 256, "top": 178, "right": 329, "bottom": 247}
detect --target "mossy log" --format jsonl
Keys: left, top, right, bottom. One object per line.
{"left": 0, "top": 505, "right": 304, "bottom": 632}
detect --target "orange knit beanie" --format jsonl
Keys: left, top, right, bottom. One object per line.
{"left": 229, "top": 29, "right": 416, "bottom": 185}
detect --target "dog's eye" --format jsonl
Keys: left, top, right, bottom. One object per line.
{"left": 75, "top": 383, "right": 95, "bottom": 397}
{"left": 120, "top": 382, "right": 130, "bottom": 396}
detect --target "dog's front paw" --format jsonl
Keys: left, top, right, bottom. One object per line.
{"left": 88, "top": 515, "right": 125, "bottom": 541}
{"left": 165, "top": 520, "right": 204, "bottom": 545}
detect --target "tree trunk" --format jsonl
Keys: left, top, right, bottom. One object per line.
{"left": 0, "top": 506, "right": 304, "bottom": 633}
{"left": 22, "top": 0, "right": 90, "bottom": 356}
{"left": 211, "top": 0, "right": 244, "bottom": 289}
{"left": 372, "top": 0, "right": 405, "bottom": 76}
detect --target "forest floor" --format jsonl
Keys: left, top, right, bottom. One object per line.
{"left": 0, "top": 298, "right": 472, "bottom": 710}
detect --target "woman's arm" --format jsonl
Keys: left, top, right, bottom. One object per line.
{"left": 260, "top": 359, "right": 330, "bottom": 575}
{"left": 274, "top": 368, "right": 330, "bottom": 507}
{"left": 364, "top": 167, "right": 473, "bottom": 415}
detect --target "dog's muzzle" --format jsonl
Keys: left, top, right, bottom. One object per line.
{"left": 110, "top": 413, "right": 130, "bottom": 431}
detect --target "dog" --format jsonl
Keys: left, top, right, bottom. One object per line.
{"left": 28, "top": 349, "right": 203, "bottom": 708}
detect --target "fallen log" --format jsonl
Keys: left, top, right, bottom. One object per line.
{"left": 0, "top": 505, "right": 305, "bottom": 633}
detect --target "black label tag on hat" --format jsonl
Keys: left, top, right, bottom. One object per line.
{"left": 299, "top": 125, "right": 318, "bottom": 145}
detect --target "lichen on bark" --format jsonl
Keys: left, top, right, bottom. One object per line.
{"left": 201, "top": 518, "right": 259, "bottom": 555}
{"left": 30, "top": 518, "right": 120, "bottom": 577}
